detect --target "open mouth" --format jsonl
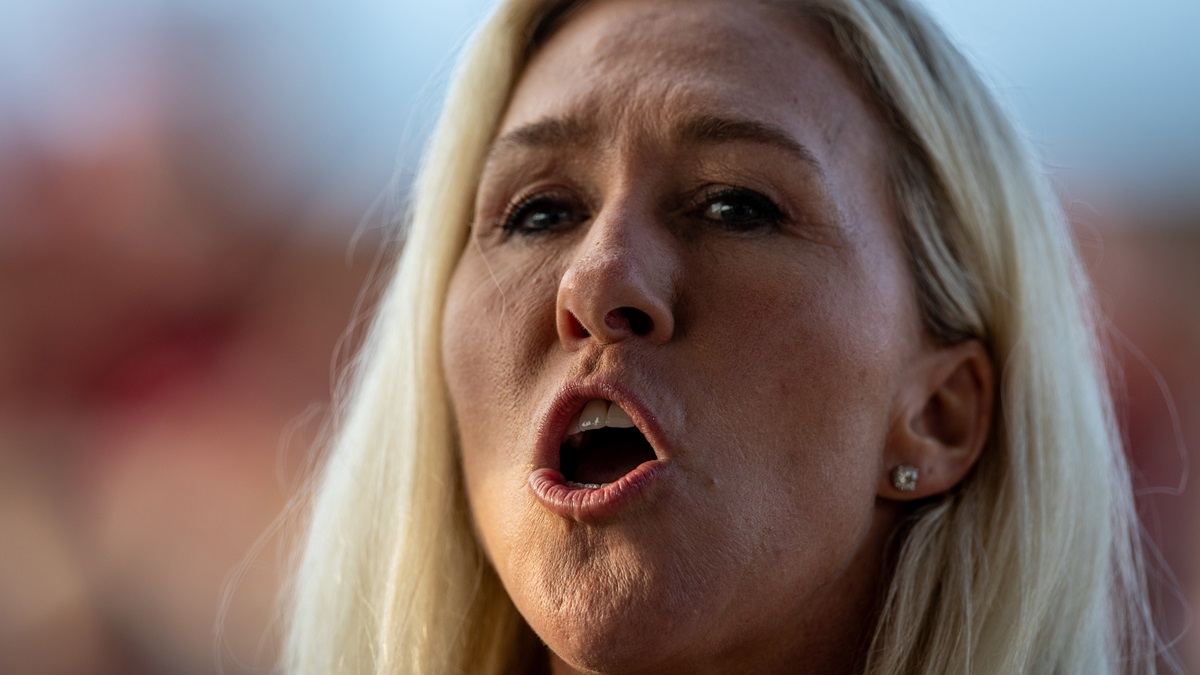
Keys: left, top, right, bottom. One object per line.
{"left": 559, "top": 399, "right": 657, "bottom": 488}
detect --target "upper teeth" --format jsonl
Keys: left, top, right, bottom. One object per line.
{"left": 564, "top": 399, "right": 636, "bottom": 439}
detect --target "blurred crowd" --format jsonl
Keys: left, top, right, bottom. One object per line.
{"left": 0, "top": 3, "right": 392, "bottom": 673}
{"left": 0, "top": 1, "right": 1196, "bottom": 673}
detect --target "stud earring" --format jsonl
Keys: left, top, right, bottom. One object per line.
{"left": 891, "top": 465, "right": 919, "bottom": 492}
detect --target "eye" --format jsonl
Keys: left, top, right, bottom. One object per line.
{"left": 501, "top": 193, "right": 584, "bottom": 236}
{"left": 697, "top": 187, "right": 785, "bottom": 231}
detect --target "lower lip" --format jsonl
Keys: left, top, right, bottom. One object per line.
{"left": 530, "top": 460, "right": 670, "bottom": 522}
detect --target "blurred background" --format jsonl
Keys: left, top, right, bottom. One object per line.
{"left": 0, "top": 0, "right": 1195, "bottom": 673}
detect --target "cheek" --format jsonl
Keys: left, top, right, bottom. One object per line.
{"left": 443, "top": 247, "right": 555, "bottom": 434}
{"left": 683, "top": 247, "right": 909, "bottom": 536}
{"left": 441, "top": 248, "right": 562, "bottom": 554}
{"left": 698, "top": 250, "right": 905, "bottom": 422}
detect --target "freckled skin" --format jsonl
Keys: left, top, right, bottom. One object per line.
{"left": 441, "top": 0, "right": 927, "bottom": 673}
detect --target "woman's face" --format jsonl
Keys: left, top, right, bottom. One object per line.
{"left": 443, "top": 0, "right": 926, "bottom": 671}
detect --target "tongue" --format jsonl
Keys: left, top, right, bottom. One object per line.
{"left": 561, "top": 427, "right": 655, "bottom": 485}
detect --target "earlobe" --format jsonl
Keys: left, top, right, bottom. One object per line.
{"left": 879, "top": 339, "right": 994, "bottom": 501}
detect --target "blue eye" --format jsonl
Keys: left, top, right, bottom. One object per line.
{"left": 700, "top": 188, "right": 784, "bottom": 231}
{"left": 501, "top": 195, "right": 580, "bottom": 235}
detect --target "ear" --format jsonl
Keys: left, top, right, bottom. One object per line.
{"left": 879, "top": 339, "right": 994, "bottom": 501}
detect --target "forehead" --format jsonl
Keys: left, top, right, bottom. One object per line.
{"left": 500, "top": 0, "right": 885, "bottom": 161}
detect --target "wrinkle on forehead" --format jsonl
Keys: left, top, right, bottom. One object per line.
{"left": 575, "top": 0, "right": 810, "bottom": 72}
{"left": 509, "top": 0, "right": 875, "bottom": 161}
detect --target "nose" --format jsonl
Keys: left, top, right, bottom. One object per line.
{"left": 556, "top": 205, "right": 678, "bottom": 349}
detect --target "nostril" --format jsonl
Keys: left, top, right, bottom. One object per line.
{"left": 566, "top": 310, "right": 591, "bottom": 339}
{"left": 605, "top": 307, "right": 653, "bottom": 336}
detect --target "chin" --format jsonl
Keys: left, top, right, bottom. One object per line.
{"left": 513, "top": 541, "right": 718, "bottom": 675}
{"left": 543, "top": 616, "right": 687, "bottom": 675}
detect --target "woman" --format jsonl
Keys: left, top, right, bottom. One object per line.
{"left": 286, "top": 0, "right": 1162, "bottom": 672}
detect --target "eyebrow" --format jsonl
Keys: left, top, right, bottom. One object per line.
{"left": 485, "top": 113, "right": 825, "bottom": 178}
{"left": 676, "top": 114, "right": 826, "bottom": 178}
{"left": 488, "top": 116, "right": 595, "bottom": 157}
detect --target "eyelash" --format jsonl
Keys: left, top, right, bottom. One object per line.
{"left": 496, "top": 186, "right": 786, "bottom": 237}
{"left": 692, "top": 186, "right": 786, "bottom": 232}
{"left": 499, "top": 191, "right": 584, "bottom": 236}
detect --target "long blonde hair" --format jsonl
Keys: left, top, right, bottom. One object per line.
{"left": 284, "top": 0, "right": 1160, "bottom": 672}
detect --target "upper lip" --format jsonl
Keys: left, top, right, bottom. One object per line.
{"left": 533, "top": 378, "right": 673, "bottom": 472}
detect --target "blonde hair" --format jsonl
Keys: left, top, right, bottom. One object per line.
{"left": 285, "top": 0, "right": 1161, "bottom": 673}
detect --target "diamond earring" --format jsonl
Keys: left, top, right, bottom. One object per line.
{"left": 891, "top": 465, "right": 919, "bottom": 492}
